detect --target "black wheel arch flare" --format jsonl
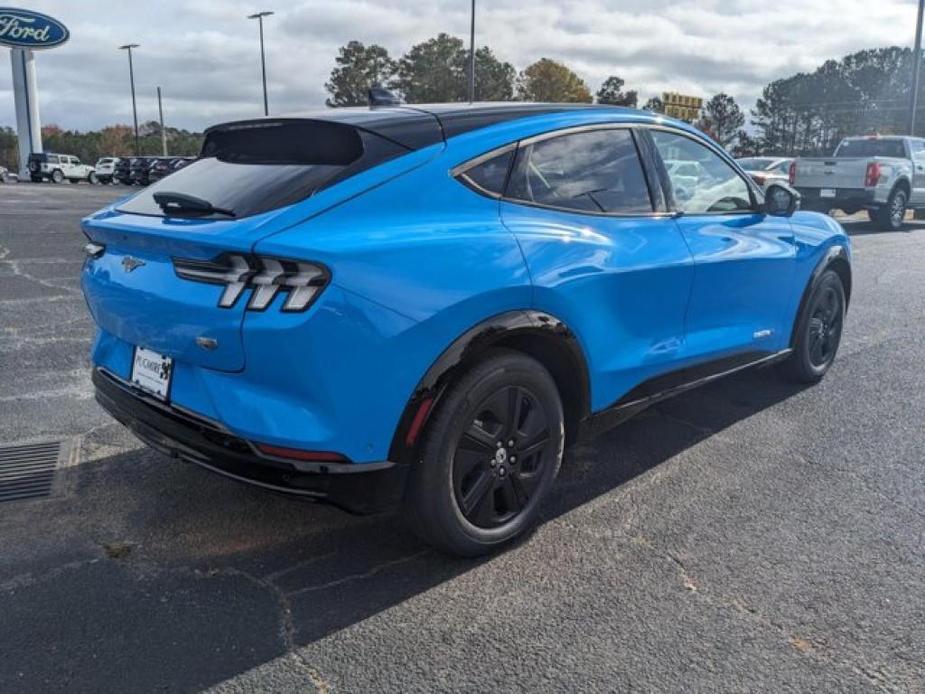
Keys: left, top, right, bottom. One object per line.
{"left": 388, "top": 310, "right": 591, "bottom": 466}
{"left": 790, "top": 244, "right": 852, "bottom": 347}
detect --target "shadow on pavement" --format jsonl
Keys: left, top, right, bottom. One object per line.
{"left": 839, "top": 216, "right": 924, "bottom": 236}
{"left": 1, "top": 367, "right": 808, "bottom": 692}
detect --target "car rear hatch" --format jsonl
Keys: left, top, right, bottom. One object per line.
{"left": 81, "top": 113, "right": 442, "bottom": 373}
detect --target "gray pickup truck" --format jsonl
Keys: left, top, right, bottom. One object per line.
{"left": 791, "top": 135, "right": 925, "bottom": 230}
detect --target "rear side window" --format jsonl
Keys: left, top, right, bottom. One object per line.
{"left": 117, "top": 119, "right": 408, "bottom": 219}
{"left": 455, "top": 148, "right": 514, "bottom": 197}
{"left": 506, "top": 129, "right": 653, "bottom": 214}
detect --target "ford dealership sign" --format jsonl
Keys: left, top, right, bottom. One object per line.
{"left": 0, "top": 8, "right": 69, "bottom": 49}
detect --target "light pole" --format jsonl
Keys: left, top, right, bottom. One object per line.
{"left": 468, "top": 0, "right": 476, "bottom": 103}
{"left": 119, "top": 44, "right": 140, "bottom": 154}
{"left": 911, "top": 0, "right": 924, "bottom": 135}
{"left": 157, "top": 86, "right": 167, "bottom": 156}
{"left": 247, "top": 11, "right": 274, "bottom": 116}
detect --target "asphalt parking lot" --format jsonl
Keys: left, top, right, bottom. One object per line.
{"left": 1, "top": 182, "right": 923, "bottom": 692}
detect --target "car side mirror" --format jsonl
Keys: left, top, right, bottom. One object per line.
{"left": 764, "top": 182, "right": 800, "bottom": 217}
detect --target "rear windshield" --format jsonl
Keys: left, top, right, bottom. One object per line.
{"left": 117, "top": 119, "right": 407, "bottom": 219}
{"left": 835, "top": 139, "right": 906, "bottom": 158}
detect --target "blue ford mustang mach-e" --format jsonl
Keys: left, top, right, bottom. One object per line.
{"left": 81, "top": 103, "right": 851, "bottom": 556}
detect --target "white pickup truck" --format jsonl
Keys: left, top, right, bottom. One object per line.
{"left": 790, "top": 135, "right": 925, "bottom": 230}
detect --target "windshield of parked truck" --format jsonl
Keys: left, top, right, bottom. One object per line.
{"left": 834, "top": 139, "right": 906, "bottom": 158}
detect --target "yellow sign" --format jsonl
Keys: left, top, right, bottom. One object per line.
{"left": 662, "top": 92, "right": 703, "bottom": 122}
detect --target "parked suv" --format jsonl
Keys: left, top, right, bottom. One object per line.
{"left": 791, "top": 135, "right": 925, "bottom": 230}
{"left": 128, "top": 156, "right": 158, "bottom": 186}
{"left": 147, "top": 157, "right": 189, "bottom": 184}
{"left": 81, "top": 104, "right": 852, "bottom": 556}
{"left": 94, "top": 157, "right": 120, "bottom": 184}
{"left": 114, "top": 157, "right": 134, "bottom": 185}
{"left": 29, "top": 152, "right": 97, "bottom": 184}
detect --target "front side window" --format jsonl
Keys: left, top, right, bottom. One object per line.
{"left": 650, "top": 130, "right": 753, "bottom": 214}
{"left": 506, "top": 128, "right": 652, "bottom": 214}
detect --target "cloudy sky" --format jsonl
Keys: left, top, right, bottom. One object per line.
{"left": 0, "top": 0, "right": 920, "bottom": 132}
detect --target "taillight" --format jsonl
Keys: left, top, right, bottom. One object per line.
{"left": 788, "top": 161, "right": 797, "bottom": 185}
{"left": 173, "top": 254, "right": 329, "bottom": 312}
{"left": 865, "top": 162, "right": 881, "bottom": 187}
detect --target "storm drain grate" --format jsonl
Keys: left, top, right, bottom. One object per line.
{"left": 0, "top": 441, "right": 62, "bottom": 502}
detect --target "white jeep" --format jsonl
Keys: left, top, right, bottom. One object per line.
{"left": 28, "top": 152, "right": 98, "bottom": 184}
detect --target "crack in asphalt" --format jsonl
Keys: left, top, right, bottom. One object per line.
{"left": 6, "top": 258, "right": 80, "bottom": 296}
{"left": 629, "top": 534, "right": 907, "bottom": 693}
{"left": 285, "top": 549, "right": 430, "bottom": 597}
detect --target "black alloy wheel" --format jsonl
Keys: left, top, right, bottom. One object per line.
{"left": 406, "top": 350, "right": 564, "bottom": 557}
{"left": 453, "top": 384, "right": 555, "bottom": 529}
{"left": 780, "top": 269, "right": 846, "bottom": 383}
{"left": 807, "top": 283, "right": 843, "bottom": 369}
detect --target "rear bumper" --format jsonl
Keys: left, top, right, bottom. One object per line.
{"left": 796, "top": 187, "right": 879, "bottom": 210}
{"left": 92, "top": 367, "right": 409, "bottom": 514}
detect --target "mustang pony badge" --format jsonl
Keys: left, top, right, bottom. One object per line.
{"left": 121, "top": 256, "right": 145, "bottom": 273}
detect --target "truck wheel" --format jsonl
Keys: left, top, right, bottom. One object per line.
{"left": 88, "top": 172, "right": 98, "bottom": 185}
{"left": 405, "top": 349, "right": 565, "bottom": 557}
{"left": 779, "top": 270, "right": 846, "bottom": 384}
{"left": 875, "top": 188, "right": 907, "bottom": 231}
{"left": 51, "top": 169, "right": 64, "bottom": 184}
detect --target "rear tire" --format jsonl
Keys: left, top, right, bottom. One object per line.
{"left": 405, "top": 350, "right": 565, "bottom": 557}
{"left": 874, "top": 187, "right": 907, "bottom": 230}
{"left": 88, "top": 172, "right": 98, "bottom": 185}
{"left": 779, "top": 270, "right": 846, "bottom": 384}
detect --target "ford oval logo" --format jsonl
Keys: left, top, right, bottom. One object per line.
{"left": 0, "top": 8, "right": 69, "bottom": 50}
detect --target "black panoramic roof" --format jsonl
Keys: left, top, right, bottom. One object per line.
{"left": 213, "top": 102, "right": 619, "bottom": 152}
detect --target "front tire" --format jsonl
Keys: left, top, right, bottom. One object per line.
{"left": 88, "top": 172, "right": 98, "bottom": 185}
{"left": 405, "top": 350, "right": 565, "bottom": 557}
{"left": 51, "top": 169, "right": 64, "bottom": 184}
{"left": 874, "top": 187, "right": 907, "bottom": 230}
{"left": 779, "top": 270, "right": 846, "bottom": 384}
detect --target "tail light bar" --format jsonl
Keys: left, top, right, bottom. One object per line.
{"left": 865, "top": 162, "right": 882, "bottom": 188}
{"left": 173, "top": 254, "right": 329, "bottom": 312}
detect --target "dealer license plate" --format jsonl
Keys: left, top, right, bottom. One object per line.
{"left": 130, "top": 346, "right": 173, "bottom": 400}
{"left": 820, "top": 188, "right": 836, "bottom": 199}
